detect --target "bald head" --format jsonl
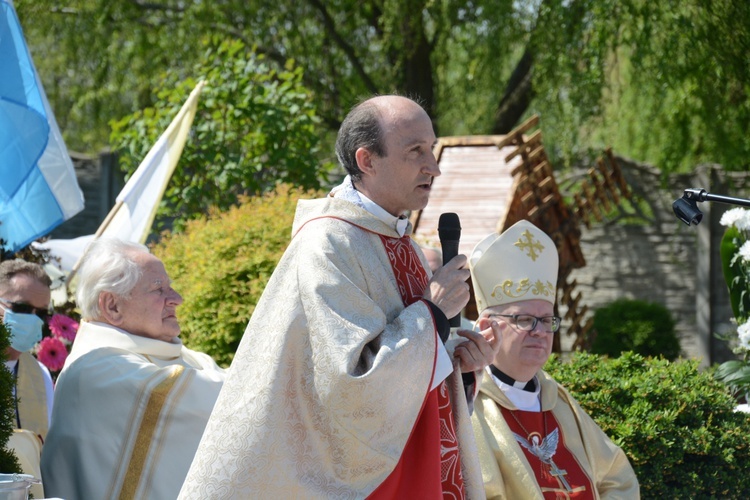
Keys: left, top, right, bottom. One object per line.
{"left": 366, "top": 95, "right": 426, "bottom": 116}
{"left": 335, "top": 94, "right": 439, "bottom": 217}
{"left": 335, "top": 95, "right": 429, "bottom": 182}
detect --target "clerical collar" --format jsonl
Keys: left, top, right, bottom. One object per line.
{"left": 330, "top": 175, "right": 408, "bottom": 236}
{"left": 489, "top": 364, "right": 536, "bottom": 392}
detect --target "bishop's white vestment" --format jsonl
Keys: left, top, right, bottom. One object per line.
{"left": 179, "top": 195, "right": 483, "bottom": 499}
{"left": 40, "top": 321, "right": 225, "bottom": 500}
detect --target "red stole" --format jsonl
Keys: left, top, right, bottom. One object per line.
{"left": 368, "top": 235, "right": 465, "bottom": 499}
{"left": 501, "top": 407, "right": 594, "bottom": 499}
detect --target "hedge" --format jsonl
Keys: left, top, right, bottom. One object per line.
{"left": 546, "top": 352, "right": 750, "bottom": 497}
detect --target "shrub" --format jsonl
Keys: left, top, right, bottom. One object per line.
{"left": 0, "top": 322, "right": 22, "bottom": 473}
{"left": 546, "top": 352, "right": 750, "bottom": 497}
{"left": 153, "top": 184, "right": 324, "bottom": 366}
{"left": 590, "top": 298, "right": 681, "bottom": 360}
{"left": 111, "top": 38, "right": 334, "bottom": 233}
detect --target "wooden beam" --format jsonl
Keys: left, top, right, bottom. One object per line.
{"left": 494, "top": 115, "right": 541, "bottom": 149}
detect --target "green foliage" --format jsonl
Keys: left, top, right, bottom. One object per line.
{"left": 545, "top": 352, "right": 750, "bottom": 497}
{"left": 590, "top": 298, "right": 681, "bottom": 360}
{"left": 534, "top": 0, "right": 750, "bottom": 171}
{"left": 0, "top": 323, "right": 22, "bottom": 473}
{"left": 715, "top": 360, "right": 750, "bottom": 399}
{"left": 152, "top": 184, "right": 323, "bottom": 366}
{"left": 721, "top": 226, "right": 750, "bottom": 323}
{"left": 19, "top": 0, "right": 750, "bottom": 175}
{"left": 715, "top": 212, "right": 750, "bottom": 399}
{"left": 14, "top": 0, "right": 167, "bottom": 151}
{"left": 110, "top": 37, "right": 333, "bottom": 232}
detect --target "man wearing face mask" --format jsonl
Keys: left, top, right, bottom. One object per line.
{"left": 0, "top": 259, "right": 54, "bottom": 442}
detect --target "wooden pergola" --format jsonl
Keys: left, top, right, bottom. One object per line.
{"left": 411, "top": 116, "right": 631, "bottom": 351}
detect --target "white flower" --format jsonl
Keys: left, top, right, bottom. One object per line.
{"left": 734, "top": 209, "right": 750, "bottom": 233}
{"left": 724, "top": 208, "right": 750, "bottom": 231}
{"left": 721, "top": 208, "right": 749, "bottom": 228}
{"left": 738, "top": 321, "right": 750, "bottom": 350}
{"left": 739, "top": 241, "right": 750, "bottom": 263}
{"left": 739, "top": 217, "right": 750, "bottom": 232}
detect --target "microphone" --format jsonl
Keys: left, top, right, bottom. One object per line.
{"left": 438, "top": 212, "right": 462, "bottom": 328}
{"left": 672, "top": 188, "right": 750, "bottom": 226}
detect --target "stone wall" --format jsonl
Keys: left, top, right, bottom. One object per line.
{"left": 561, "top": 158, "right": 745, "bottom": 367}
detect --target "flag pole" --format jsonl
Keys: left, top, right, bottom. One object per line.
{"left": 64, "top": 80, "right": 206, "bottom": 291}
{"left": 130, "top": 79, "right": 206, "bottom": 244}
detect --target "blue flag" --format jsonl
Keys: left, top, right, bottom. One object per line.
{"left": 0, "top": 0, "right": 84, "bottom": 253}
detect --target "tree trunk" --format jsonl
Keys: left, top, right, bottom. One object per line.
{"left": 492, "top": 48, "right": 534, "bottom": 134}
{"left": 403, "top": 35, "right": 435, "bottom": 122}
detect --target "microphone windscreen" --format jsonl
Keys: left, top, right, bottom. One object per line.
{"left": 437, "top": 212, "right": 463, "bottom": 328}
{"left": 438, "top": 212, "right": 461, "bottom": 242}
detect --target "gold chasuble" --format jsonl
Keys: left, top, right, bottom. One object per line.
{"left": 15, "top": 351, "right": 49, "bottom": 441}
{"left": 179, "top": 197, "right": 483, "bottom": 499}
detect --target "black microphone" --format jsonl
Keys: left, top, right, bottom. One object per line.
{"left": 438, "top": 212, "right": 462, "bottom": 328}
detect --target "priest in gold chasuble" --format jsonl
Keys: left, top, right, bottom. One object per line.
{"left": 180, "top": 96, "right": 499, "bottom": 499}
{"left": 40, "top": 239, "right": 226, "bottom": 500}
{"left": 469, "top": 221, "right": 640, "bottom": 499}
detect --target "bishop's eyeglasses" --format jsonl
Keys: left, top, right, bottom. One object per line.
{"left": 487, "top": 313, "right": 562, "bottom": 333}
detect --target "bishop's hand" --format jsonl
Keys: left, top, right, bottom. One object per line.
{"left": 453, "top": 320, "right": 502, "bottom": 373}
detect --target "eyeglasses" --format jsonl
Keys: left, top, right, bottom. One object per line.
{"left": 0, "top": 298, "right": 53, "bottom": 322}
{"left": 488, "top": 313, "right": 562, "bottom": 333}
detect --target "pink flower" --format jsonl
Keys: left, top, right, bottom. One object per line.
{"left": 48, "top": 314, "right": 79, "bottom": 342}
{"left": 37, "top": 337, "right": 68, "bottom": 372}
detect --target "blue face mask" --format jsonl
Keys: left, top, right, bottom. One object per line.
{"left": 3, "top": 309, "right": 44, "bottom": 353}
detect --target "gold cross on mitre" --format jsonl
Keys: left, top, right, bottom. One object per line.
{"left": 514, "top": 229, "right": 545, "bottom": 261}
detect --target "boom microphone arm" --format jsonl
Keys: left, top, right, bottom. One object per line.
{"left": 673, "top": 188, "right": 750, "bottom": 226}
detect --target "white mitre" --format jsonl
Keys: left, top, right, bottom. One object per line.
{"left": 469, "top": 220, "right": 559, "bottom": 314}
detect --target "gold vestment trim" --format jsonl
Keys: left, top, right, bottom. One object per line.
{"left": 118, "top": 365, "right": 185, "bottom": 500}
{"left": 16, "top": 351, "right": 49, "bottom": 440}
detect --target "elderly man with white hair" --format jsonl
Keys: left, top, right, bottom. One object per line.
{"left": 41, "top": 237, "right": 225, "bottom": 500}
{"left": 469, "top": 220, "right": 639, "bottom": 499}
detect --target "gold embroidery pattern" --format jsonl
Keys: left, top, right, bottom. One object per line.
{"left": 514, "top": 230, "right": 545, "bottom": 262}
{"left": 490, "top": 279, "right": 555, "bottom": 301}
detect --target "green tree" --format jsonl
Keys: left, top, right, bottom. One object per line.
{"left": 587, "top": 2, "right": 750, "bottom": 172}
{"left": 16, "top": 0, "right": 750, "bottom": 172}
{"left": 110, "top": 38, "right": 334, "bottom": 229}
{"left": 0, "top": 322, "right": 22, "bottom": 474}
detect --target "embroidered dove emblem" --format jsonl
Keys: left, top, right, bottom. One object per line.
{"left": 512, "top": 428, "right": 559, "bottom": 463}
